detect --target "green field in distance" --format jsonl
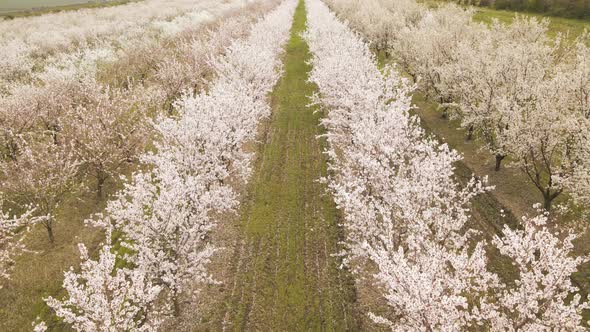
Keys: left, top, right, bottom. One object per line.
{"left": 0, "top": 0, "right": 110, "bottom": 13}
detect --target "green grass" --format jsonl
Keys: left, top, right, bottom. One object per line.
{"left": 419, "top": 0, "right": 590, "bottom": 40}
{"left": 213, "top": 1, "right": 358, "bottom": 330}
{"left": 0, "top": 0, "right": 139, "bottom": 19}
{"left": 473, "top": 6, "right": 590, "bottom": 40}
{"left": 0, "top": 177, "right": 123, "bottom": 331}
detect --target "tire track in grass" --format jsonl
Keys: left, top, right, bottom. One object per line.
{"left": 219, "top": 0, "right": 359, "bottom": 330}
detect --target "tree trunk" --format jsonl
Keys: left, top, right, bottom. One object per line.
{"left": 42, "top": 216, "right": 55, "bottom": 243}
{"left": 494, "top": 154, "right": 505, "bottom": 171}
{"left": 97, "top": 175, "right": 106, "bottom": 200}
{"left": 172, "top": 226, "right": 181, "bottom": 317}
{"left": 544, "top": 195, "right": 553, "bottom": 211}
{"left": 173, "top": 292, "right": 180, "bottom": 317}
{"left": 5, "top": 136, "right": 18, "bottom": 161}
{"left": 46, "top": 224, "right": 54, "bottom": 243}
{"left": 543, "top": 190, "right": 561, "bottom": 211}
{"left": 50, "top": 123, "right": 60, "bottom": 145}
{"left": 466, "top": 125, "right": 474, "bottom": 141}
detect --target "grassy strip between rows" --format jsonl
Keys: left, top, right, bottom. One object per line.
{"left": 216, "top": 1, "right": 359, "bottom": 330}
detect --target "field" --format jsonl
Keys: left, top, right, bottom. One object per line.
{"left": 473, "top": 7, "right": 590, "bottom": 39}
{"left": 420, "top": 0, "right": 590, "bottom": 40}
{"left": 0, "top": 0, "right": 589, "bottom": 331}
{"left": 0, "top": 0, "right": 136, "bottom": 17}
{"left": 0, "top": 0, "right": 95, "bottom": 13}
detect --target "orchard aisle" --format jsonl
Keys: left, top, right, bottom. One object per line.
{"left": 215, "top": 0, "right": 358, "bottom": 330}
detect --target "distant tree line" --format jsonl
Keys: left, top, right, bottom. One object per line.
{"left": 451, "top": 0, "right": 589, "bottom": 19}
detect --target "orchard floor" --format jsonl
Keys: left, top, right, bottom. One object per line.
{"left": 3, "top": 0, "right": 588, "bottom": 330}
{"left": 198, "top": 1, "right": 360, "bottom": 330}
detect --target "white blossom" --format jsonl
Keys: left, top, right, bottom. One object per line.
{"left": 0, "top": 200, "right": 37, "bottom": 286}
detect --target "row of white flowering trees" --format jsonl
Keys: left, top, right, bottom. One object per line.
{"left": 34, "top": 0, "right": 297, "bottom": 330}
{"left": 0, "top": 0, "right": 233, "bottom": 88}
{"left": 0, "top": 0, "right": 274, "bottom": 241}
{"left": 325, "top": 0, "right": 590, "bottom": 212}
{"left": 0, "top": 0, "right": 275, "bottom": 247}
{"left": 0, "top": 0, "right": 281, "bottom": 299}
{"left": 2, "top": 0, "right": 264, "bottom": 297}
{"left": 304, "top": 0, "right": 589, "bottom": 329}
{"left": 0, "top": 201, "right": 38, "bottom": 286}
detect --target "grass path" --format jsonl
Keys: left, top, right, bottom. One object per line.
{"left": 215, "top": 1, "right": 359, "bottom": 330}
